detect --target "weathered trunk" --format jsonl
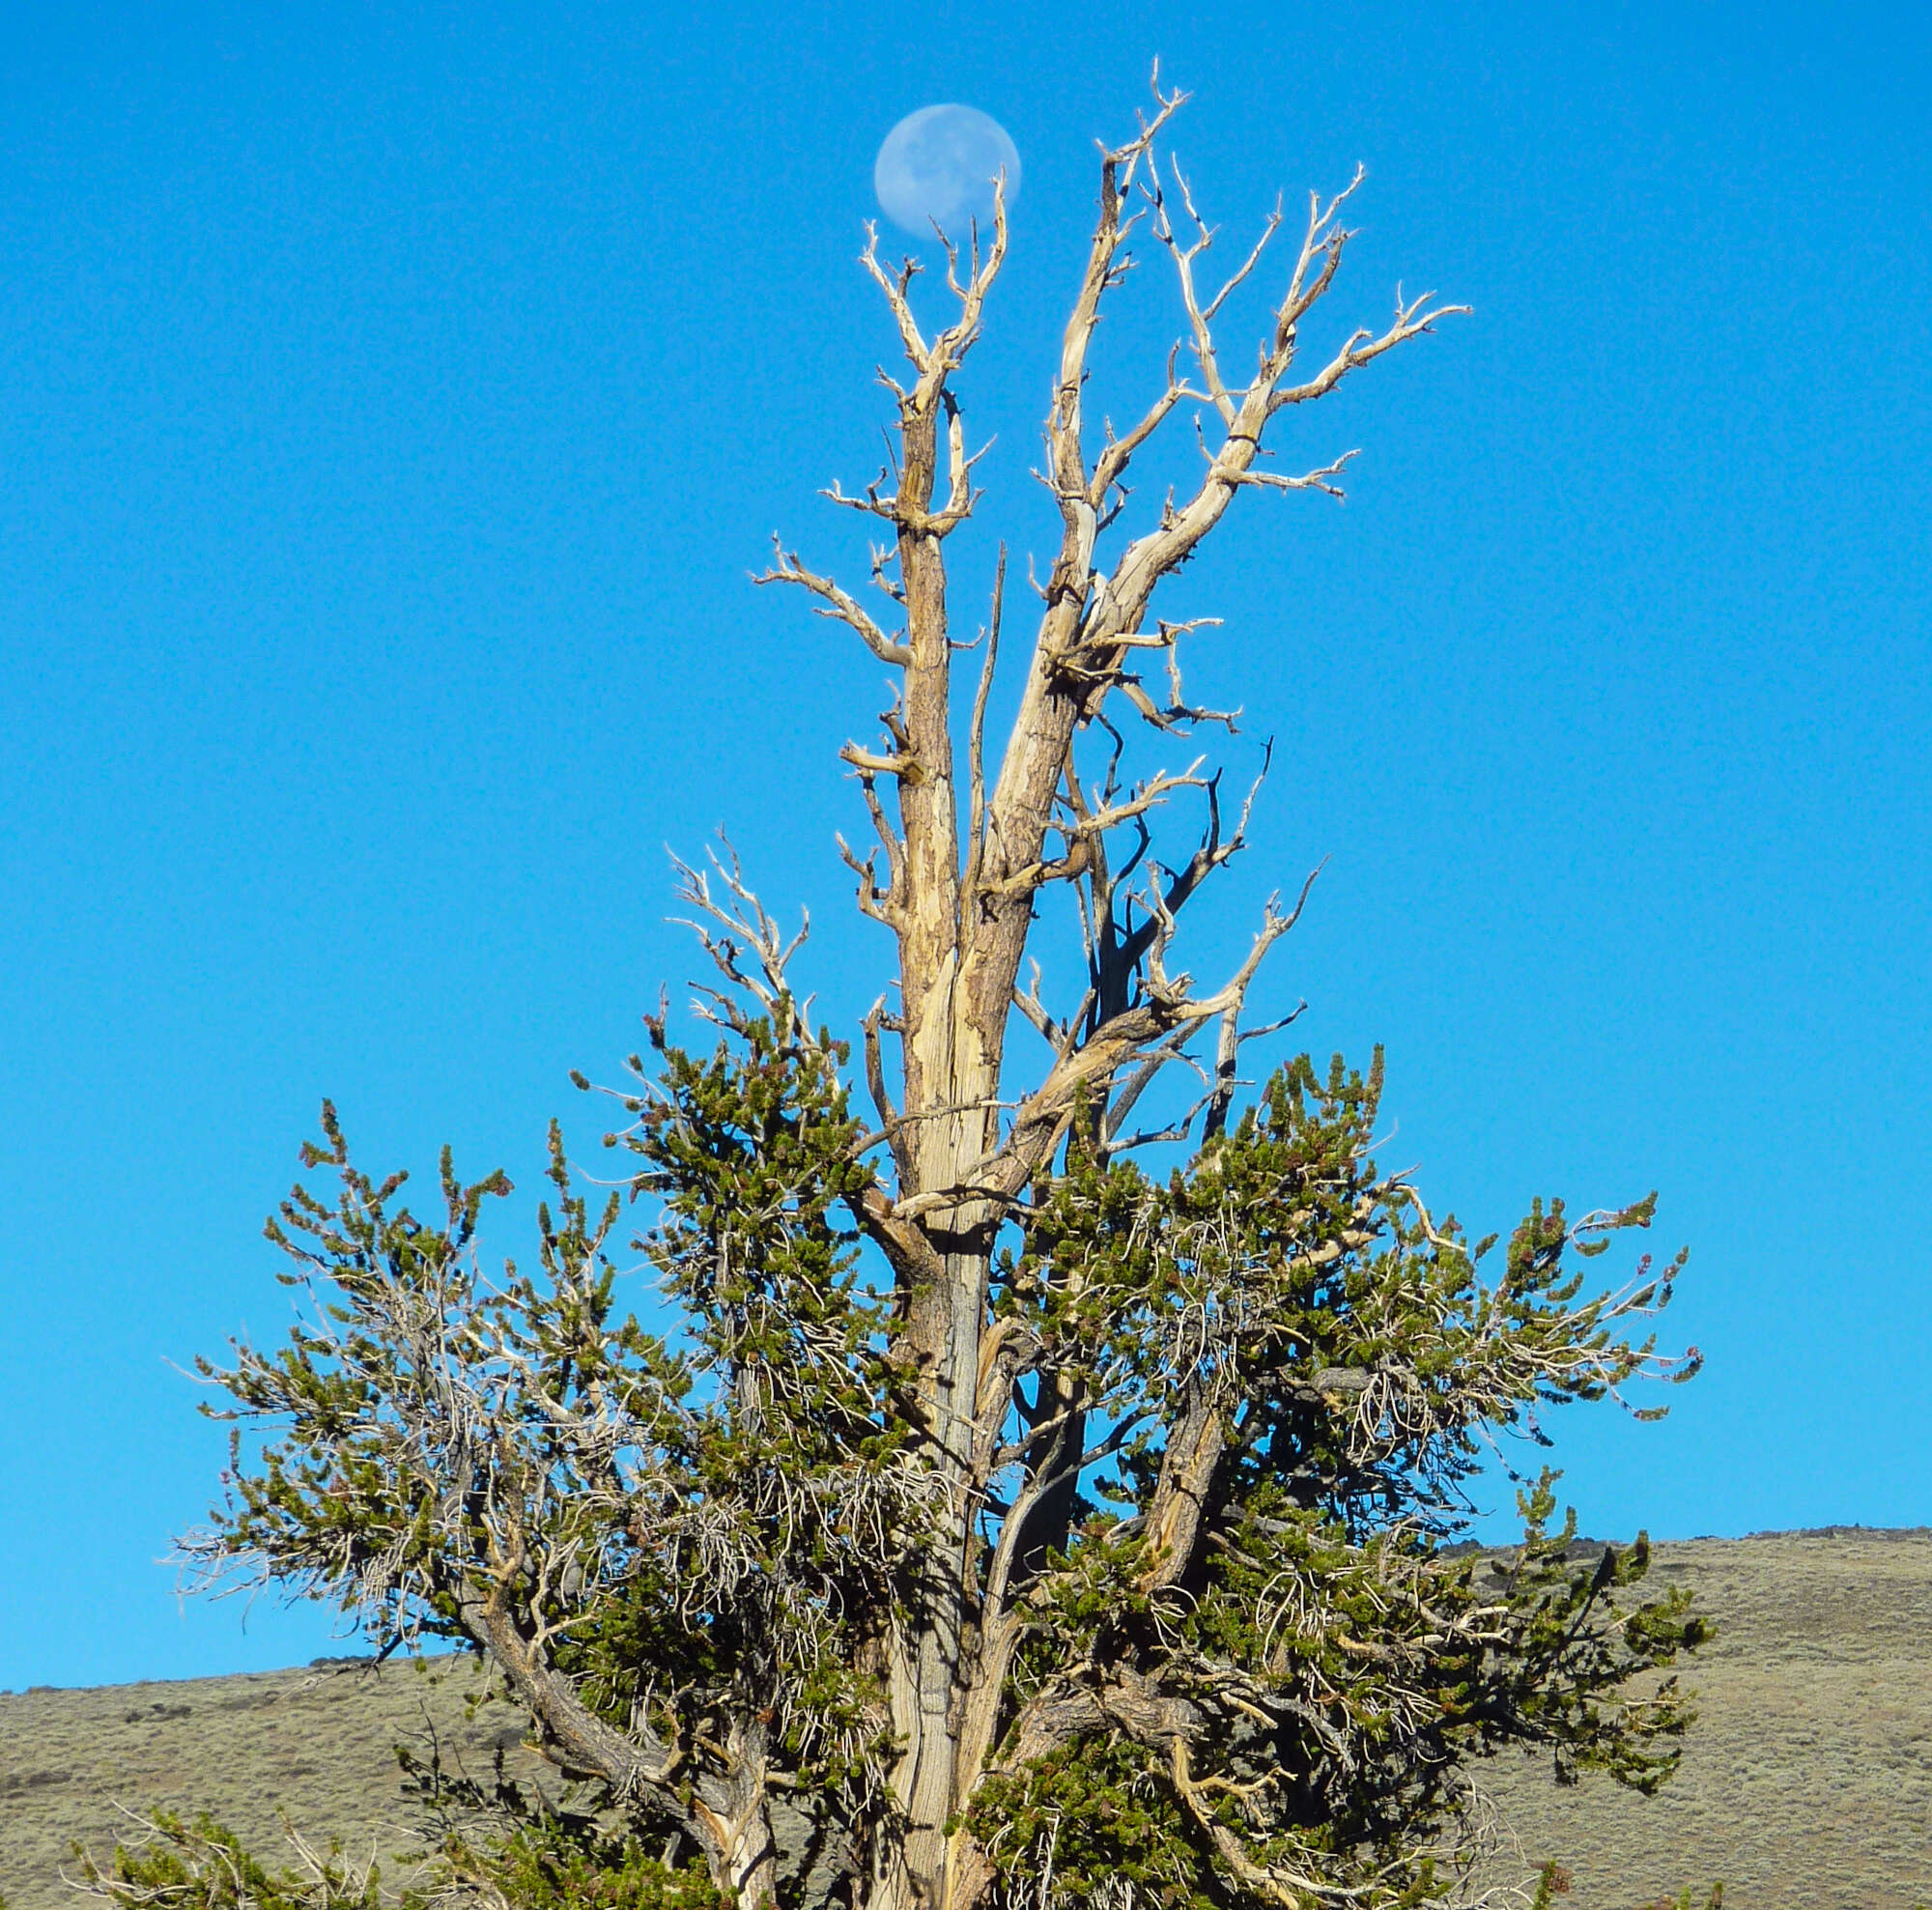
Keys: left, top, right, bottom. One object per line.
{"left": 883, "top": 1064, "right": 1002, "bottom": 1910}
{"left": 696, "top": 1723, "right": 780, "bottom": 1910}
{"left": 749, "top": 97, "right": 1459, "bottom": 1910}
{"left": 865, "top": 309, "right": 1002, "bottom": 1910}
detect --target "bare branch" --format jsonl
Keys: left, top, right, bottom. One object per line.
{"left": 1012, "top": 958, "right": 1055, "bottom": 1042}
{"left": 1037, "top": 77, "right": 1189, "bottom": 607}
{"left": 980, "top": 759, "right": 1208, "bottom": 905}
{"left": 1103, "top": 1025, "right": 1213, "bottom": 1153}
{"left": 839, "top": 741, "right": 909, "bottom": 780}
{"left": 858, "top": 228, "right": 931, "bottom": 367}
{"left": 1146, "top": 153, "right": 1284, "bottom": 425}
{"left": 1269, "top": 284, "right": 1471, "bottom": 413}
{"left": 963, "top": 545, "right": 1006, "bottom": 907}
{"left": 855, "top": 179, "right": 1010, "bottom": 540}
{"left": 755, "top": 536, "right": 912, "bottom": 668}
{"left": 895, "top": 870, "right": 1306, "bottom": 1221}
{"left": 668, "top": 840, "right": 816, "bottom": 1044}
{"left": 1216, "top": 447, "right": 1360, "bottom": 501}
{"left": 837, "top": 833, "right": 895, "bottom": 926}
{"left": 1089, "top": 341, "right": 1209, "bottom": 510}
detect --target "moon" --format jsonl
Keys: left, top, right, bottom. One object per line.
{"left": 874, "top": 105, "right": 1021, "bottom": 238}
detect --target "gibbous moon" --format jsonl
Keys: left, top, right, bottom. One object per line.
{"left": 874, "top": 105, "right": 1021, "bottom": 238}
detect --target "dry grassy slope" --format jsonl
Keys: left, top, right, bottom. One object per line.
{"left": 3, "top": 1531, "right": 1929, "bottom": 1910}
{"left": 1465, "top": 1529, "right": 1932, "bottom": 1907}
{"left": 0, "top": 1652, "right": 516, "bottom": 1910}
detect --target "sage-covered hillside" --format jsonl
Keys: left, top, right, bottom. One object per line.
{"left": 5, "top": 1529, "right": 1928, "bottom": 1910}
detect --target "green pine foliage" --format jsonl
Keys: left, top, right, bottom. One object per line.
{"left": 439, "top": 1823, "right": 727, "bottom": 1910}
{"left": 71, "top": 1812, "right": 389, "bottom": 1910}
{"left": 171, "top": 1011, "right": 1706, "bottom": 1909}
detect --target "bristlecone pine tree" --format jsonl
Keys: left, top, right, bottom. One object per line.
{"left": 177, "top": 80, "right": 1706, "bottom": 1910}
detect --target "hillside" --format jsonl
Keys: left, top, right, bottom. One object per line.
{"left": 4, "top": 1530, "right": 1929, "bottom": 1910}
{"left": 1464, "top": 1528, "right": 1932, "bottom": 1904}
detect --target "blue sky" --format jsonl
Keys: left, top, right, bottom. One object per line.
{"left": 2, "top": 0, "right": 1927, "bottom": 1691}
